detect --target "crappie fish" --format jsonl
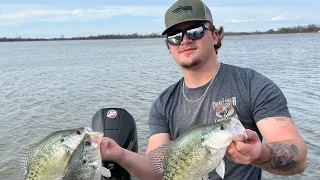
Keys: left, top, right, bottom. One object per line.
{"left": 23, "top": 127, "right": 93, "bottom": 180}
{"left": 62, "top": 131, "right": 103, "bottom": 180}
{"left": 148, "top": 116, "right": 247, "bottom": 180}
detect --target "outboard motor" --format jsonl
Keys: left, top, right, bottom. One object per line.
{"left": 92, "top": 108, "right": 138, "bottom": 180}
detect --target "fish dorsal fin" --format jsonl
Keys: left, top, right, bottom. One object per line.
{"left": 216, "top": 160, "right": 225, "bottom": 179}
{"left": 21, "top": 151, "right": 28, "bottom": 177}
{"left": 23, "top": 142, "right": 40, "bottom": 163}
{"left": 147, "top": 145, "right": 166, "bottom": 174}
{"left": 23, "top": 144, "right": 36, "bottom": 160}
{"left": 22, "top": 145, "right": 37, "bottom": 177}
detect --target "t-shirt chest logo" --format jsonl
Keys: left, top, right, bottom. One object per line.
{"left": 213, "top": 97, "right": 237, "bottom": 122}
{"left": 216, "top": 105, "right": 234, "bottom": 118}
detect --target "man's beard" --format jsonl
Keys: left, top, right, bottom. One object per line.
{"left": 180, "top": 57, "right": 202, "bottom": 69}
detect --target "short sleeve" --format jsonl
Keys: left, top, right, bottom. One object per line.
{"left": 250, "top": 73, "right": 291, "bottom": 122}
{"left": 148, "top": 97, "right": 170, "bottom": 137}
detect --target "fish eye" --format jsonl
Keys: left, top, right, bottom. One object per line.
{"left": 76, "top": 129, "right": 81, "bottom": 135}
{"left": 83, "top": 159, "right": 87, "bottom": 164}
{"left": 220, "top": 124, "right": 226, "bottom": 130}
{"left": 85, "top": 141, "right": 92, "bottom": 146}
{"left": 60, "top": 138, "right": 65, "bottom": 142}
{"left": 200, "top": 136, "right": 205, "bottom": 142}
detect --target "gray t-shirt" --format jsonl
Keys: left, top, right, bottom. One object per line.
{"left": 148, "top": 63, "right": 291, "bottom": 180}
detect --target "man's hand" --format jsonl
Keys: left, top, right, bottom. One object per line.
{"left": 226, "top": 129, "right": 263, "bottom": 164}
{"left": 100, "top": 137, "right": 162, "bottom": 180}
{"left": 100, "top": 137, "right": 125, "bottom": 163}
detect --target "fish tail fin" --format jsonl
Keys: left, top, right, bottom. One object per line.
{"left": 147, "top": 145, "right": 166, "bottom": 174}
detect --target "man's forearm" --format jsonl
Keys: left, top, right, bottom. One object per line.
{"left": 117, "top": 149, "right": 162, "bottom": 180}
{"left": 253, "top": 140, "right": 307, "bottom": 175}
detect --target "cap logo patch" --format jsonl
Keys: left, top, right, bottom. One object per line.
{"left": 172, "top": 6, "right": 193, "bottom": 14}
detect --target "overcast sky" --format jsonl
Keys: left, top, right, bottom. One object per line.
{"left": 1, "top": 0, "right": 319, "bottom": 38}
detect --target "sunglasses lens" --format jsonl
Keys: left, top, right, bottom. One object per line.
{"left": 167, "top": 32, "right": 183, "bottom": 45}
{"left": 187, "top": 26, "right": 204, "bottom": 40}
{"left": 167, "top": 25, "right": 205, "bottom": 46}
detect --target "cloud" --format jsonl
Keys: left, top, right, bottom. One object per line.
{"left": 152, "top": 18, "right": 163, "bottom": 23}
{"left": 1, "top": 3, "right": 319, "bottom": 37}
{"left": 0, "top": 5, "right": 166, "bottom": 27}
{"left": 271, "top": 14, "right": 287, "bottom": 21}
{"left": 222, "top": 18, "right": 257, "bottom": 23}
{"left": 271, "top": 14, "right": 301, "bottom": 21}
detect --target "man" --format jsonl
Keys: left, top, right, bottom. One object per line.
{"left": 100, "top": 0, "right": 307, "bottom": 179}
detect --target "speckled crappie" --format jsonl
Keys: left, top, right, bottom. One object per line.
{"left": 149, "top": 116, "right": 247, "bottom": 180}
{"left": 23, "top": 127, "right": 93, "bottom": 180}
{"left": 62, "top": 131, "right": 103, "bottom": 180}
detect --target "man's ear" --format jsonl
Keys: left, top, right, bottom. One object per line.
{"left": 212, "top": 30, "right": 219, "bottom": 45}
{"left": 211, "top": 31, "right": 215, "bottom": 40}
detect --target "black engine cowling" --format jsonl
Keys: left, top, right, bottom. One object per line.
{"left": 92, "top": 108, "right": 138, "bottom": 180}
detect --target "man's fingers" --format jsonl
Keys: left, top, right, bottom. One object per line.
{"left": 228, "top": 141, "right": 256, "bottom": 164}
{"left": 100, "top": 138, "right": 113, "bottom": 153}
{"left": 245, "top": 129, "right": 260, "bottom": 141}
{"left": 233, "top": 141, "right": 246, "bottom": 153}
{"left": 100, "top": 138, "right": 110, "bottom": 147}
{"left": 227, "top": 130, "right": 263, "bottom": 165}
{"left": 101, "top": 137, "right": 115, "bottom": 146}
{"left": 227, "top": 142, "right": 247, "bottom": 159}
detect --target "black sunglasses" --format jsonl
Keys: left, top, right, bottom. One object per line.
{"left": 166, "top": 24, "right": 212, "bottom": 46}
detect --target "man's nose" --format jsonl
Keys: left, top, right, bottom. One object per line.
{"left": 180, "top": 33, "right": 193, "bottom": 45}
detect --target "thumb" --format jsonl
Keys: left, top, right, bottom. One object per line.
{"left": 100, "top": 137, "right": 110, "bottom": 147}
{"left": 100, "top": 138, "right": 114, "bottom": 160}
{"left": 100, "top": 138, "right": 113, "bottom": 152}
{"left": 245, "top": 129, "right": 260, "bottom": 141}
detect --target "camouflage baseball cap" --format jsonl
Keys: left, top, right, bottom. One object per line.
{"left": 162, "top": 0, "right": 213, "bottom": 35}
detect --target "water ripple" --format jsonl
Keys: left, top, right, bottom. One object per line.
{"left": 0, "top": 35, "right": 319, "bottom": 180}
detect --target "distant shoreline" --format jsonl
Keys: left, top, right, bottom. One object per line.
{"left": 1, "top": 24, "right": 319, "bottom": 42}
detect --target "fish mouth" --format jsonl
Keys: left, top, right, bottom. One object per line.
{"left": 88, "top": 131, "right": 103, "bottom": 144}
{"left": 229, "top": 117, "right": 248, "bottom": 141}
{"left": 89, "top": 132, "right": 103, "bottom": 160}
{"left": 82, "top": 126, "right": 103, "bottom": 144}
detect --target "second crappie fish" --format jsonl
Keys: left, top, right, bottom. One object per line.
{"left": 23, "top": 127, "right": 93, "bottom": 180}
{"left": 148, "top": 116, "right": 247, "bottom": 180}
{"left": 62, "top": 131, "right": 103, "bottom": 180}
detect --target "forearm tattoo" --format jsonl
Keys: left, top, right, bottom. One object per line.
{"left": 255, "top": 143, "right": 300, "bottom": 171}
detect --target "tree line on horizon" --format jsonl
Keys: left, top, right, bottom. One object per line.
{"left": 1, "top": 24, "right": 319, "bottom": 42}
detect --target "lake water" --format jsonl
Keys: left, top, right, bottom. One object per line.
{"left": 0, "top": 34, "right": 319, "bottom": 180}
